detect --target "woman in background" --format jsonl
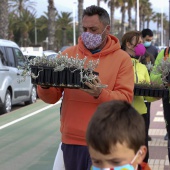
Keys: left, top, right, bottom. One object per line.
{"left": 121, "top": 31, "right": 158, "bottom": 163}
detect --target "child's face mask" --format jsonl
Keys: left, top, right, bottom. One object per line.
{"left": 91, "top": 150, "right": 141, "bottom": 170}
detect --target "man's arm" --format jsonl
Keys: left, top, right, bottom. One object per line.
{"left": 37, "top": 86, "right": 63, "bottom": 104}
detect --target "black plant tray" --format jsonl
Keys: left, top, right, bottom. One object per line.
{"left": 30, "top": 66, "right": 99, "bottom": 89}
{"left": 134, "top": 86, "right": 169, "bottom": 98}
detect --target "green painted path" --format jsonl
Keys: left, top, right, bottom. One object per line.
{"left": 0, "top": 100, "right": 61, "bottom": 170}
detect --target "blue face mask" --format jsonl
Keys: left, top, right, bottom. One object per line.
{"left": 91, "top": 150, "right": 141, "bottom": 170}
{"left": 143, "top": 41, "right": 151, "bottom": 47}
{"left": 91, "top": 164, "right": 135, "bottom": 170}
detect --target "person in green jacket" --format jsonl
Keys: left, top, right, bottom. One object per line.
{"left": 121, "top": 31, "right": 158, "bottom": 163}
{"left": 150, "top": 48, "right": 170, "bottom": 161}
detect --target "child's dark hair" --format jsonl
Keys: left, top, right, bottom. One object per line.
{"left": 86, "top": 100, "right": 145, "bottom": 154}
{"left": 83, "top": 5, "right": 110, "bottom": 26}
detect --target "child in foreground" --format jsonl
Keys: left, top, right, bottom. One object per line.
{"left": 86, "top": 100, "right": 151, "bottom": 170}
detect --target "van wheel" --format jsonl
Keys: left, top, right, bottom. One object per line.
{"left": 0, "top": 90, "right": 12, "bottom": 114}
{"left": 25, "top": 86, "right": 37, "bottom": 105}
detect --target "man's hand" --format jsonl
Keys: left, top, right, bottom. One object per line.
{"left": 81, "top": 76, "right": 102, "bottom": 98}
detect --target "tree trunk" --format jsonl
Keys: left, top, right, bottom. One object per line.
{"left": 121, "top": 5, "right": 126, "bottom": 38}
{"left": 0, "top": 0, "right": 9, "bottom": 39}
{"left": 128, "top": 8, "right": 132, "bottom": 30}
{"left": 147, "top": 20, "right": 150, "bottom": 28}
{"left": 110, "top": 2, "right": 114, "bottom": 35}
{"left": 78, "top": 0, "right": 83, "bottom": 36}
{"left": 48, "top": 0, "right": 56, "bottom": 50}
{"left": 62, "top": 27, "right": 67, "bottom": 46}
{"left": 97, "top": 0, "right": 100, "bottom": 6}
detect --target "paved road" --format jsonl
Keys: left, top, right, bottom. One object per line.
{"left": 0, "top": 99, "right": 170, "bottom": 170}
{"left": 149, "top": 99, "right": 169, "bottom": 170}
{"left": 0, "top": 100, "right": 61, "bottom": 170}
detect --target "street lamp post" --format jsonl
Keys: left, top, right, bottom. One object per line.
{"left": 169, "top": 0, "right": 170, "bottom": 46}
{"left": 136, "top": 0, "right": 139, "bottom": 31}
{"left": 73, "top": 1, "right": 76, "bottom": 46}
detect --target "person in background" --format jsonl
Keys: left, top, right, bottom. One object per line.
{"left": 142, "top": 28, "right": 158, "bottom": 141}
{"left": 38, "top": 5, "right": 134, "bottom": 170}
{"left": 86, "top": 100, "right": 151, "bottom": 170}
{"left": 150, "top": 48, "right": 170, "bottom": 162}
{"left": 142, "top": 28, "right": 158, "bottom": 60}
{"left": 121, "top": 30, "right": 158, "bottom": 163}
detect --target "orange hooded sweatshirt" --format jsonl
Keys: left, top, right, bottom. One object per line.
{"left": 37, "top": 34, "right": 134, "bottom": 145}
{"left": 140, "top": 162, "right": 151, "bottom": 170}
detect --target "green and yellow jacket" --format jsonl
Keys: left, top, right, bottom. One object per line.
{"left": 150, "top": 49, "right": 166, "bottom": 84}
{"left": 132, "top": 58, "right": 156, "bottom": 114}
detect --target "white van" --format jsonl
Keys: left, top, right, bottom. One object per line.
{"left": 0, "top": 39, "right": 37, "bottom": 114}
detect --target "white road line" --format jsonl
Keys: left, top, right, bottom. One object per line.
{"left": 0, "top": 100, "right": 61, "bottom": 130}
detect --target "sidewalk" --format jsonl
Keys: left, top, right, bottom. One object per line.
{"left": 148, "top": 100, "right": 169, "bottom": 170}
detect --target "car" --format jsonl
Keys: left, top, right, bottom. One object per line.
{"left": 43, "top": 50, "right": 58, "bottom": 59}
{"left": 21, "top": 47, "right": 44, "bottom": 60}
{"left": 22, "top": 51, "right": 44, "bottom": 60}
{"left": 0, "top": 39, "right": 37, "bottom": 114}
{"left": 59, "top": 46, "right": 70, "bottom": 52}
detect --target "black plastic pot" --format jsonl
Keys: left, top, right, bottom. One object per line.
{"left": 30, "top": 66, "right": 38, "bottom": 84}
{"left": 44, "top": 67, "right": 54, "bottom": 85}
{"left": 53, "top": 71, "right": 60, "bottom": 86}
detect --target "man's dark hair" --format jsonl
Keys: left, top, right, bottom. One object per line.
{"left": 82, "top": 5, "right": 110, "bottom": 26}
{"left": 86, "top": 100, "right": 145, "bottom": 154}
{"left": 142, "top": 28, "right": 153, "bottom": 38}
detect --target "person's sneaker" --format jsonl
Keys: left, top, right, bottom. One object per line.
{"left": 164, "top": 133, "right": 168, "bottom": 140}
{"left": 148, "top": 135, "right": 152, "bottom": 141}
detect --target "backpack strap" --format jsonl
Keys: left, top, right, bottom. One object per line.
{"left": 164, "top": 47, "right": 169, "bottom": 61}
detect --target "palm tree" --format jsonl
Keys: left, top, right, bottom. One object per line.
{"left": 0, "top": 0, "right": 9, "bottom": 39}
{"left": 48, "top": 0, "right": 57, "bottom": 50}
{"left": 127, "top": 0, "right": 136, "bottom": 30}
{"left": 57, "top": 12, "right": 72, "bottom": 46}
{"left": 78, "top": 0, "right": 83, "bottom": 36}
{"left": 8, "top": 0, "right": 36, "bottom": 16}
{"left": 103, "top": 0, "right": 115, "bottom": 35}
{"left": 144, "top": 8, "right": 153, "bottom": 28}
{"left": 97, "top": 0, "right": 101, "bottom": 6}
{"left": 14, "top": 9, "right": 36, "bottom": 46}
{"left": 118, "top": 0, "right": 127, "bottom": 38}
{"left": 8, "top": 12, "right": 18, "bottom": 40}
{"left": 152, "top": 12, "right": 162, "bottom": 33}
{"left": 139, "top": 0, "right": 152, "bottom": 30}
{"left": 152, "top": 12, "right": 162, "bottom": 45}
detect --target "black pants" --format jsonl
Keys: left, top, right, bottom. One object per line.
{"left": 142, "top": 114, "right": 149, "bottom": 163}
{"left": 162, "top": 97, "right": 170, "bottom": 162}
{"left": 145, "top": 102, "right": 151, "bottom": 133}
{"left": 61, "top": 143, "right": 92, "bottom": 170}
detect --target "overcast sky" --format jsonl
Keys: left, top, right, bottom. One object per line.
{"left": 35, "top": 0, "right": 169, "bottom": 30}
{"left": 36, "top": 0, "right": 169, "bottom": 16}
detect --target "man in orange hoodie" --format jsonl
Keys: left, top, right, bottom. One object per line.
{"left": 38, "top": 5, "right": 134, "bottom": 170}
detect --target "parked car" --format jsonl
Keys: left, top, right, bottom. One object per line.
{"left": 0, "top": 39, "right": 37, "bottom": 114}
{"left": 60, "top": 46, "right": 70, "bottom": 52}
{"left": 43, "top": 50, "right": 58, "bottom": 59}
{"left": 22, "top": 51, "right": 44, "bottom": 60}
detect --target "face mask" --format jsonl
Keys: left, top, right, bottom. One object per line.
{"left": 143, "top": 41, "right": 151, "bottom": 47}
{"left": 134, "top": 44, "right": 146, "bottom": 57}
{"left": 81, "top": 27, "right": 107, "bottom": 50}
{"left": 91, "top": 150, "right": 141, "bottom": 170}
